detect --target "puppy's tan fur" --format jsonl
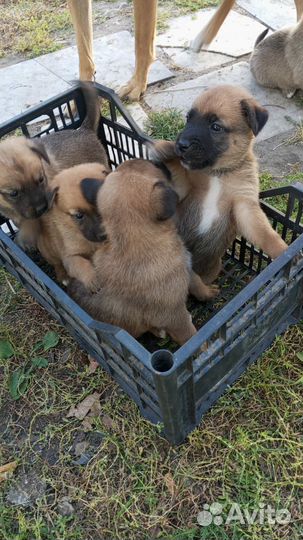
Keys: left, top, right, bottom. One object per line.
{"left": 37, "top": 163, "right": 108, "bottom": 286}
{"left": 0, "top": 82, "right": 108, "bottom": 248}
{"left": 0, "top": 137, "right": 49, "bottom": 223}
{"left": 0, "top": 137, "right": 53, "bottom": 248}
{"left": 151, "top": 85, "right": 288, "bottom": 284}
{"left": 69, "top": 159, "right": 203, "bottom": 345}
{"left": 250, "top": 18, "right": 303, "bottom": 97}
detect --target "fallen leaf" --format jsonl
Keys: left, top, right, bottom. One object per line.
{"left": 81, "top": 417, "right": 95, "bottom": 432}
{"left": 81, "top": 399, "right": 102, "bottom": 431}
{"left": 164, "top": 472, "right": 176, "bottom": 497}
{"left": 90, "top": 400, "right": 101, "bottom": 416}
{"left": 87, "top": 356, "right": 99, "bottom": 374}
{"left": 66, "top": 392, "right": 101, "bottom": 420}
{"left": 102, "top": 415, "right": 114, "bottom": 430}
{"left": 0, "top": 461, "right": 17, "bottom": 482}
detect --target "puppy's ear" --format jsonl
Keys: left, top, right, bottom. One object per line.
{"left": 80, "top": 178, "right": 103, "bottom": 206}
{"left": 47, "top": 186, "right": 59, "bottom": 209}
{"left": 240, "top": 99, "right": 268, "bottom": 136}
{"left": 152, "top": 161, "right": 172, "bottom": 182}
{"left": 28, "top": 139, "right": 50, "bottom": 164}
{"left": 151, "top": 181, "right": 179, "bottom": 221}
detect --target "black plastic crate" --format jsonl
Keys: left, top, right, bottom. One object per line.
{"left": 1, "top": 82, "right": 303, "bottom": 445}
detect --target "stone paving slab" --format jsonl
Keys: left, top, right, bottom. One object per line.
{"left": 157, "top": 9, "right": 266, "bottom": 57}
{"left": 145, "top": 62, "right": 303, "bottom": 142}
{"left": 0, "top": 60, "right": 69, "bottom": 124}
{"left": 119, "top": 103, "right": 148, "bottom": 131}
{"left": 36, "top": 31, "right": 173, "bottom": 91}
{"left": 237, "top": 0, "right": 297, "bottom": 30}
{"left": 163, "top": 47, "right": 233, "bottom": 73}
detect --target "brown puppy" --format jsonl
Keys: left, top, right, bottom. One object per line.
{"left": 37, "top": 162, "right": 109, "bottom": 286}
{"left": 150, "top": 85, "right": 288, "bottom": 284}
{"left": 0, "top": 82, "right": 108, "bottom": 247}
{"left": 250, "top": 18, "right": 303, "bottom": 98}
{"left": 0, "top": 137, "right": 51, "bottom": 225}
{"left": 69, "top": 159, "right": 215, "bottom": 345}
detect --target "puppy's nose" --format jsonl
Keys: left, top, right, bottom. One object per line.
{"left": 176, "top": 138, "right": 191, "bottom": 154}
{"left": 35, "top": 202, "right": 48, "bottom": 216}
{"left": 96, "top": 231, "right": 107, "bottom": 242}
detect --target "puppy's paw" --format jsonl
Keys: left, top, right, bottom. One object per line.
{"left": 15, "top": 232, "right": 34, "bottom": 251}
{"left": 80, "top": 271, "right": 98, "bottom": 292}
{"left": 202, "top": 284, "right": 220, "bottom": 300}
{"left": 151, "top": 328, "right": 167, "bottom": 339}
{"left": 269, "top": 238, "right": 288, "bottom": 259}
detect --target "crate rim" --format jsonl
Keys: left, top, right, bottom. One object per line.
{"left": 0, "top": 81, "right": 149, "bottom": 141}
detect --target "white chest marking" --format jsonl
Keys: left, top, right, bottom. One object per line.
{"left": 198, "top": 176, "right": 221, "bottom": 235}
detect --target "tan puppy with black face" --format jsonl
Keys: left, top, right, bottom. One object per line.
{"left": 37, "top": 162, "right": 109, "bottom": 286}
{"left": 250, "top": 18, "right": 303, "bottom": 98}
{"left": 0, "top": 82, "right": 108, "bottom": 248}
{"left": 69, "top": 159, "right": 217, "bottom": 345}
{"left": 151, "top": 85, "right": 288, "bottom": 284}
{"left": 0, "top": 137, "right": 52, "bottom": 246}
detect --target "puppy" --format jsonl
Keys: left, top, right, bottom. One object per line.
{"left": 0, "top": 82, "right": 108, "bottom": 247}
{"left": 37, "top": 162, "right": 108, "bottom": 286}
{"left": 69, "top": 159, "right": 216, "bottom": 345}
{"left": 250, "top": 19, "right": 303, "bottom": 98}
{"left": 150, "top": 85, "right": 288, "bottom": 284}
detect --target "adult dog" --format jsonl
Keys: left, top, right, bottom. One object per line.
{"left": 68, "top": 0, "right": 303, "bottom": 100}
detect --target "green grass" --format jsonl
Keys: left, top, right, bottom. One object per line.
{"left": 0, "top": 0, "right": 72, "bottom": 59}
{"left": 174, "top": 0, "right": 219, "bottom": 13}
{"left": 158, "top": 0, "right": 219, "bottom": 17}
{"left": 0, "top": 274, "right": 302, "bottom": 539}
{"left": 145, "top": 109, "right": 185, "bottom": 140}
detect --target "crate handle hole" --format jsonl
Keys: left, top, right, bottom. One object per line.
{"left": 151, "top": 350, "right": 174, "bottom": 373}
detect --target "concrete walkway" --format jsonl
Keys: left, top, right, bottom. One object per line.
{"left": 1, "top": 0, "right": 302, "bottom": 163}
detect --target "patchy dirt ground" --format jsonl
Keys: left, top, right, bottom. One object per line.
{"left": 255, "top": 128, "right": 303, "bottom": 178}
{"left": 1, "top": 269, "right": 303, "bottom": 540}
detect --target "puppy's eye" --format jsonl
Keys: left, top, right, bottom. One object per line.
{"left": 38, "top": 175, "right": 44, "bottom": 184}
{"left": 9, "top": 190, "right": 19, "bottom": 199}
{"left": 211, "top": 122, "right": 224, "bottom": 133}
{"left": 74, "top": 212, "right": 84, "bottom": 220}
